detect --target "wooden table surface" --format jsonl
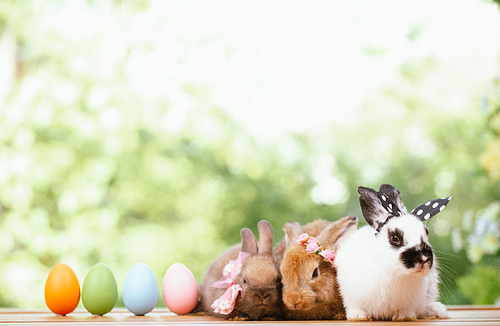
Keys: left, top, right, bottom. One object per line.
{"left": 0, "top": 306, "right": 499, "bottom": 325}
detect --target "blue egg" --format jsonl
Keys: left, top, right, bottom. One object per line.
{"left": 122, "top": 263, "right": 159, "bottom": 316}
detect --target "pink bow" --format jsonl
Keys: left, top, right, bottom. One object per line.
{"left": 211, "top": 251, "right": 251, "bottom": 314}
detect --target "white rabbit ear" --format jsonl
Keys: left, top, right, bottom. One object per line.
{"left": 378, "top": 184, "right": 408, "bottom": 215}
{"left": 317, "top": 215, "right": 357, "bottom": 252}
{"left": 283, "top": 222, "right": 303, "bottom": 249}
{"left": 257, "top": 220, "right": 274, "bottom": 256}
{"left": 241, "top": 228, "right": 258, "bottom": 255}
{"left": 358, "top": 186, "right": 392, "bottom": 230}
{"left": 411, "top": 197, "right": 452, "bottom": 221}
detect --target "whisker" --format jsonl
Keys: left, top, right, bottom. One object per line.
{"left": 439, "top": 289, "right": 450, "bottom": 305}
{"left": 439, "top": 262, "right": 459, "bottom": 274}
{"left": 434, "top": 250, "right": 464, "bottom": 258}
{"left": 434, "top": 255, "right": 467, "bottom": 269}
{"left": 435, "top": 259, "right": 465, "bottom": 270}
{"left": 435, "top": 262, "right": 459, "bottom": 305}
{"left": 439, "top": 267, "right": 459, "bottom": 279}
{"left": 438, "top": 287, "right": 451, "bottom": 305}
{"left": 438, "top": 270, "right": 456, "bottom": 286}
{"left": 435, "top": 256, "right": 460, "bottom": 262}
{"left": 439, "top": 277, "right": 457, "bottom": 304}
{"left": 436, "top": 260, "right": 460, "bottom": 278}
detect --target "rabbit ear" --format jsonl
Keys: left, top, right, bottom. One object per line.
{"left": 378, "top": 184, "right": 408, "bottom": 215}
{"left": 358, "top": 186, "right": 392, "bottom": 230}
{"left": 410, "top": 197, "right": 452, "bottom": 221}
{"left": 257, "top": 220, "right": 274, "bottom": 256}
{"left": 241, "top": 228, "right": 258, "bottom": 255}
{"left": 317, "top": 215, "right": 358, "bottom": 251}
{"left": 283, "top": 222, "right": 304, "bottom": 249}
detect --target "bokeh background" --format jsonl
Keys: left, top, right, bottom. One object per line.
{"left": 1, "top": 0, "right": 500, "bottom": 309}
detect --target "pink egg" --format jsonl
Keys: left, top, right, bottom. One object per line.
{"left": 162, "top": 263, "right": 199, "bottom": 315}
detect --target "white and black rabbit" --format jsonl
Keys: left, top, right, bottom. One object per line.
{"left": 199, "top": 220, "right": 284, "bottom": 320}
{"left": 335, "top": 184, "right": 451, "bottom": 321}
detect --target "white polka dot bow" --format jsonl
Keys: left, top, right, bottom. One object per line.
{"left": 377, "top": 192, "right": 452, "bottom": 221}
{"left": 410, "top": 197, "right": 452, "bottom": 221}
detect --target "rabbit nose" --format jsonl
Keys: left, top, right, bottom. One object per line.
{"left": 255, "top": 292, "right": 269, "bottom": 304}
{"left": 290, "top": 300, "right": 304, "bottom": 310}
{"left": 285, "top": 293, "right": 304, "bottom": 310}
{"left": 419, "top": 255, "right": 430, "bottom": 266}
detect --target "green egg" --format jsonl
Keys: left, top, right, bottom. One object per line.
{"left": 82, "top": 263, "right": 118, "bottom": 316}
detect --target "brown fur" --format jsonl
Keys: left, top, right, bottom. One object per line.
{"left": 199, "top": 244, "right": 241, "bottom": 317}
{"left": 229, "top": 255, "right": 283, "bottom": 320}
{"left": 273, "top": 219, "right": 330, "bottom": 267}
{"left": 199, "top": 221, "right": 284, "bottom": 320}
{"left": 278, "top": 215, "right": 357, "bottom": 320}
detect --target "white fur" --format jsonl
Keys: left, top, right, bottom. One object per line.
{"left": 335, "top": 215, "right": 448, "bottom": 321}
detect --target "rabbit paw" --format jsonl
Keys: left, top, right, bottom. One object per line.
{"left": 392, "top": 312, "right": 417, "bottom": 321}
{"left": 426, "top": 302, "right": 448, "bottom": 319}
{"left": 346, "top": 309, "right": 371, "bottom": 321}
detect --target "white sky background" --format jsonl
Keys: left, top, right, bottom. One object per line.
{"left": 1, "top": 0, "right": 499, "bottom": 139}
{"left": 1, "top": 0, "right": 498, "bottom": 201}
{"left": 1, "top": 0, "right": 499, "bottom": 207}
{"left": 122, "top": 0, "right": 500, "bottom": 206}
{"left": 149, "top": 0, "right": 500, "bottom": 139}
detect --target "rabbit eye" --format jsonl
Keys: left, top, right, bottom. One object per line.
{"left": 243, "top": 278, "right": 247, "bottom": 284}
{"left": 312, "top": 267, "right": 319, "bottom": 280}
{"left": 388, "top": 229, "right": 404, "bottom": 248}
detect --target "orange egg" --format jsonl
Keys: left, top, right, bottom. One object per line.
{"left": 45, "top": 263, "right": 81, "bottom": 315}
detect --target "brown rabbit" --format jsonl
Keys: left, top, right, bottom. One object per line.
{"left": 277, "top": 215, "right": 357, "bottom": 320}
{"left": 273, "top": 219, "right": 330, "bottom": 265}
{"left": 199, "top": 220, "right": 284, "bottom": 320}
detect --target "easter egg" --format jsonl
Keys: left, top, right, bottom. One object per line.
{"left": 82, "top": 263, "right": 117, "bottom": 315}
{"left": 162, "top": 263, "right": 199, "bottom": 315}
{"left": 44, "top": 263, "right": 80, "bottom": 315}
{"left": 122, "top": 263, "right": 159, "bottom": 316}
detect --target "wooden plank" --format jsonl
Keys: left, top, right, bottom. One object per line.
{"left": 447, "top": 306, "right": 500, "bottom": 311}
{"left": 0, "top": 307, "right": 498, "bottom": 325}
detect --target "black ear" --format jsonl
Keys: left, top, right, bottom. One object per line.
{"left": 358, "top": 186, "right": 391, "bottom": 229}
{"left": 378, "top": 184, "right": 408, "bottom": 215}
{"left": 411, "top": 197, "right": 452, "bottom": 221}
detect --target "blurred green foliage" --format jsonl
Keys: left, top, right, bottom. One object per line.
{"left": 458, "top": 265, "right": 500, "bottom": 304}
{"left": 452, "top": 76, "right": 500, "bottom": 304}
{"left": 0, "top": 0, "right": 499, "bottom": 309}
